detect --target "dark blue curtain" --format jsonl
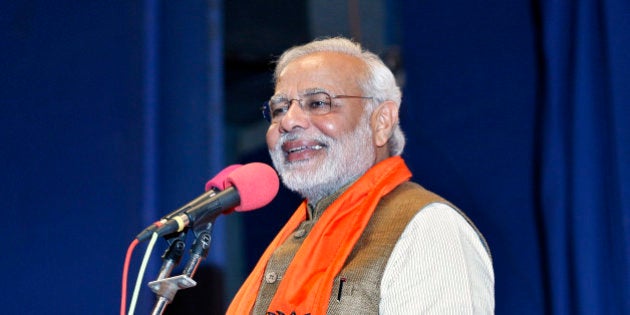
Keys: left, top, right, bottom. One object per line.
{"left": 401, "top": 0, "right": 629, "bottom": 314}
{"left": 0, "top": 1, "right": 225, "bottom": 314}
{"left": 538, "top": 0, "right": 630, "bottom": 314}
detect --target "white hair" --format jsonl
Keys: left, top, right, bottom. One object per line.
{"left": 273, "top": 37, "right": 406, "bottom": 156}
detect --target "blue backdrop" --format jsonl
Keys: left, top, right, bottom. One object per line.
{"left": 1, "top": 0, "right": 628, "bottom": 314}
{"left": 1, "top": 1, "right": 224, "bottom": 314}
{"left": 401, "top": 0, "right": 629, "bottom": 314}
{"left": 537, "top": 0, "right": 630, "bottom": 313}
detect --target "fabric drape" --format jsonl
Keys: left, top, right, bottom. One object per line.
{"left": 539, "top": 0, "right": 630, "bottom": 314}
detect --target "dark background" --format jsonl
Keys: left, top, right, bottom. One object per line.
{"left": 1, "top": 0, "right": 628, "bottom": 314}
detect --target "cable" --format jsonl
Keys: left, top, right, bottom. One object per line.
{"left": 121, "top": 239, "right": 139, "bottom": 315}
{"left": 128, "top": 232, "right": 159, "bottom": 315}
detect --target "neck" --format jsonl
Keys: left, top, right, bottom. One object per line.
{"left": 304, "top": 174, "right": 361, "bottom": 207}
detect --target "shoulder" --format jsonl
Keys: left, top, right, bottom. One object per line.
{"left": 395, "top": 202, "right": 491, "bottom": 260}
{"left": 380, "top": 202, "right": 495, "bottom": 314}
{"left": 374, "top": 182, "right": 444, "bottom": 221}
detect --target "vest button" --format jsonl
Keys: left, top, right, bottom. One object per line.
{"left": 265, "top": 271, "right": 278, "bottom": 283}
{"left": 293, "top": 229, "right": 306, "bottom": 239}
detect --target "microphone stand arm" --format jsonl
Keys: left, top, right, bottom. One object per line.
{"left": 182, "top": 222, "right": 213, "bottom": 278}
{"left": 148, "top": 216, "right": 218, "bottom": 315}
{"left": 157, "top": 231, "right": 187, "bottom": 280}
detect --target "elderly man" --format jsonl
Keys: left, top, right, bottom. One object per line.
{"left": 228, "top": 37, "right": 494, "bottom": 314}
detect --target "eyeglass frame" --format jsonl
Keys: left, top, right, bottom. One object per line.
{"left": 261, "top": 90, "right": 373, "bottom": 123}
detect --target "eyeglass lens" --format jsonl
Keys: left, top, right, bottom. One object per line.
{"left": 266, "top": 92, "right": 332, "bottom": 122}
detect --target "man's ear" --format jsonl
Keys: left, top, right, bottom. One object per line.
{"left": 370, "top": 101, "right": 399, "bottom": 148}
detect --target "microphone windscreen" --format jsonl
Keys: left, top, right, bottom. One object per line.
{"left": 225, "top": 162, "right": 279, "bottom": 211}
{"left": 205, "top": 164, "right": 243, "bottom": 192}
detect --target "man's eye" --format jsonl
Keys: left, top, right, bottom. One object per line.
{"left": 271, "top": 105, "right": 288, "bottom": 117}
{"left": 309, "top": 100, "right": 328, "bottom": 108}
{"left": 306, "top": 93, "right": 331, "bottom": 112}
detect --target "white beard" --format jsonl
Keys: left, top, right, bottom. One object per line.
{"left": 269, "top": 115, "right": 375, "bottom": 204}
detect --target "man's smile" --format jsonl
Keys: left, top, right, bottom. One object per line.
{"left": 282, "top": 140, "right": 327, "bottom": 162}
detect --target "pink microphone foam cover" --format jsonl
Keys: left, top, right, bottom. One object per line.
{"left": 205, "top": 164, "right": 243, "bottom": 191}
{"left": 225, "top": 162, "right": 279, "bottom": 211}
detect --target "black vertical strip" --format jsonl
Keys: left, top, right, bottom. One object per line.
{"left": 337, "top": 277, "right": 347, "bottom": 301}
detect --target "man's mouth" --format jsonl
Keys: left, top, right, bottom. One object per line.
{"left": 286, "top": 144, "right": 324, "bottom": 154}
{"left": 281, "top": 140, "right": 327, "bottom": 162}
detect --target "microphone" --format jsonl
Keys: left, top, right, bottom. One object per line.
{"left": 150, "top": 162, "right": 279, "bottom": 239}
{"left": 136, "top": 164, "right": 243, "bottom": 241}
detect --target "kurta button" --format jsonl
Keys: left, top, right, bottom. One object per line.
{"left": 265, "top": 272, "right": 278, "bottom": 283}
{"left": 293, "top": 229, "right": 306, "bottom": 238}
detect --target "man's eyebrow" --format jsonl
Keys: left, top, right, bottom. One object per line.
{"left": 302, "top": 88, "right": 328, "bottom": 96}
{"left": 270, "top": 93, "right": 288, "bottom": 101}
{"left": 272, "top": 88, "right": 329, "bottom": 100}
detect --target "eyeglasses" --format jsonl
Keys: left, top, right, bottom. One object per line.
{"left": 261, "top": 91, "right": 373, "bottom": 123}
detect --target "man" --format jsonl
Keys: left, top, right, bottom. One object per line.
{"left": 228, "top": 37, "right": 494, "bottom": 314}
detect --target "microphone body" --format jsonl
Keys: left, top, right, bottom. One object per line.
{"left": 136, "top": 162, "right": 279, "bottom": 242}
{"left": 152, "top": 186, "right": 241, "bottom": 238}
{"left": 135, "top": 188, "right": 220, "bottom": 241}
{"left": 135, "top": 164, "right": 242, "bottom": 241}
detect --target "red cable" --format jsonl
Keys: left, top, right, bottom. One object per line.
{"left": 121, "top": 238, "right": 139, "bottom": 315}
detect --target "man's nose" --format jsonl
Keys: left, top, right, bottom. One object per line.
{"left": 279, "top": 99, "right": 310, "bottom": 132}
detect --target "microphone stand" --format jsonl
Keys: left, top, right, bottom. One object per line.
{"left": 148, "top": 216, "right": 218, "bottom": 315}
{"left": 182, "top": 221, "right": 214, "bottom": 278}
{"left": 146, "top": 231, "right": 189, "bottom": 315}
{"left": 157, "top": 231, "right": 187, "bottom": 280}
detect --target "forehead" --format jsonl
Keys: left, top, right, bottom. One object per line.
{"left": 275, "top": 51, "right": 366, "bottom": 94}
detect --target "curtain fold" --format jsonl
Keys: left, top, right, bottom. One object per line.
{"left": 538, "top": 0, "right": 630, "bottom": 314}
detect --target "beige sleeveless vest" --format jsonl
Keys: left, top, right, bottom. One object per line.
{"left": 253, "top": 181, "right": 489, "bottom": 314}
